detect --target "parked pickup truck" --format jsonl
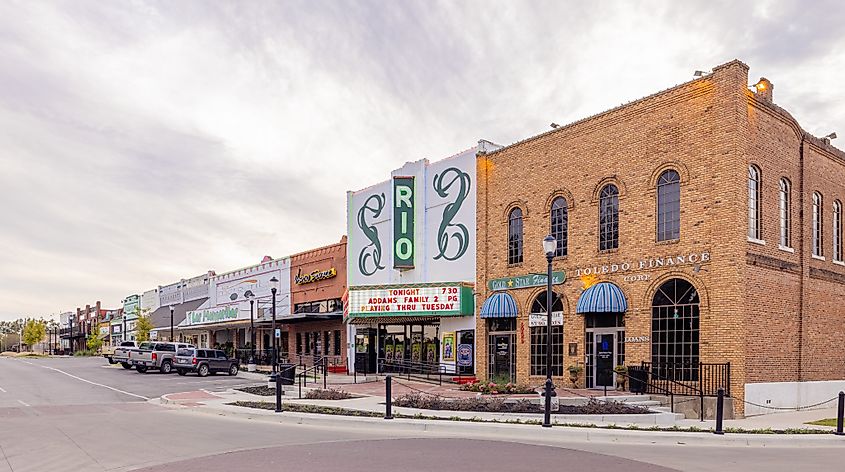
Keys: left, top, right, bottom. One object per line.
{"left": 108, "top": 341, "right": 139, "bottom": 370}
{"left": 131, "top": 342, "right": 195, "bottom": 374}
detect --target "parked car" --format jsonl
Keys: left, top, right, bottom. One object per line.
{"left": 131, "top": 342, "right": 194, "bottom": 374}
{"left": 112, "top": 341, "right": 139, "bottom": 369}
{"left": 104, "top": 340, "right": 137, "bottom": 367}
{"left": 174, "top": 348, "right": 239, "bottom": 377}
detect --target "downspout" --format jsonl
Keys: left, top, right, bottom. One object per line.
{"left": 797, "top": 133, "right": 806, "bottom": 383}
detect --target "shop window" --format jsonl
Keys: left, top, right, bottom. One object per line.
{"left": 813, "top": 192, "right": 824, "bottom": 257}
{"left": 748, "top": 165, "right": 762, "bottom": 240}
{"left": 508, "top": 207, "right": 523, "bottom": 264}
{"left": 296, "top": 333, "right": 302, "bottom": 354}
{"left": 333, "top": 330, "right": 341, "bottom": 356}
{"left": 834, "top": 200, "right": 843, "bottom": 262}
{"left": 550, "top": 197, "right": 568, "bottom": 257}
{"left": 656, "top": 170, "right": 680, "bottom": 241}
{"left": 599, "top": 184, "right": 619, "bottom": 251}
{"left": 779, "top": 178, "right": 792, "bottom": 248}
{"left": 651, "top": 278, "right": 700, "bottom": 382}
{"left": 323, "top": 331, "right": 330, "bottom": 356}
{"left": 529, "top": 291, "right": 564, "bottom": 377}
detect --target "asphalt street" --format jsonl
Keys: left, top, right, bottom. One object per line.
{"left": 0, "top": 356, "right": 841, "bottom": 472}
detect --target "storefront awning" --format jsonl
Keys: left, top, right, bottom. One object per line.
{"left": 576, "top": 282, "right": 627, "bottom": 314}
{"left": 479, "top": 292, "right": 518, "bottom": 319}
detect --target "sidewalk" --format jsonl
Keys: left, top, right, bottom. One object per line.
{"left": 157, "top": 387, "right": 845, "bottom": 448}
{"left": 159, "top": 377, "right": 843, "bottom": 433}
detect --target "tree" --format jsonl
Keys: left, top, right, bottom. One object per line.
{"left": 135, "top": 313, "right": 154, "bottom": 343}
{"left": 22, "top": 319, "right": 46, "bottom": 351}
{"left": 87, "top": 332, "right": 103, "bottom": 352}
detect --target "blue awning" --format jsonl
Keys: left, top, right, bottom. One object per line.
{"left": 479, "top": 292, "right": 518, "bottom": 318}
{"left": 576, "top": 282, "right": 627, "bottom": 314}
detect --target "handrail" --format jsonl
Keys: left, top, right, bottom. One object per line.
{"left": 611, "top": 368, "right": 677, "bottom": 414}
{"left": 377, "top": 357, "right": 469, "bottom": 385}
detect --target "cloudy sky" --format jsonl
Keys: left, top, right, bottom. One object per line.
{"left": 1, "top": 0, "right": 843, "bottom": 320}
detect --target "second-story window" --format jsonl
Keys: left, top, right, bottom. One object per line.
{"left": 779, "top": 178, "right": 791, "bottom": 248}
{"left": 656, "top": 170, "right": 681, "bottom": 241}
{"left": 599, "top": 184, "right": 619, "bottom": 251}
{"left": 508, "top": 207, "right": 523, "bottom": 264}
{"left": 550, "top": 197, "right": 568, "bottom": 257}
{"left": 834, "top": 200, "right": 842, "bottom": 262}
{"left": 813, "top": 192, "right": 823, "bottom": 257}
{"left": 748, "top": 165, "right": 762, "bottom": 240}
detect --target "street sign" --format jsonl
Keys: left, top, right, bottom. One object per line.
{"left": 275, "top": 328, "right": 281, "bottom": 338}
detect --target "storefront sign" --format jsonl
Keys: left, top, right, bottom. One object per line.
{"left": 624, "top": 335, "right": 650, "bottom": 343}
{"left": 348, "top": 285, "right": 468, "bottom": 316}
{"left": 150, "top": 331, "right": 158, "bottom": 340}
{"left": 113, "top": 325, "right": 121, "bottom": 334}
{"left": 393, "top": 177, "right": 415, "bottom": 268}
{"left": 573, "top": 251, "right": 710, "bottom": 278}
{"left": 442, "top": 333, "right": 455, "bottom": 361}
{"left": 185, "top": 306, "right": 239, "bottom": 326}
{"left": 99, "top": 327, "right": 109, "bottom": 335}
{"left": 528, "top": 312, "right": 564, "bottom": 327}
{"left": 457, "top": 344, "right": 473, "bottom": 367}
{"left": 488, "top": 271, "right": 566, "bottom": 291}
{"left": 294, "top": 267, "right": 337, "bottom": 285}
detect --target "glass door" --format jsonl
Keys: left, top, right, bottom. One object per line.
{"left": 593, "top": 332, "right": 616, "bottom": 388}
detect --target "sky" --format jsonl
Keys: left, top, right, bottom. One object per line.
{"left": 1, "top": 0, "right": 844, "bottom": 321}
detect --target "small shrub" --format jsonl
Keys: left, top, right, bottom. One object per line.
{"left": 305, "top": 388, "right": 353, "bottom": 400}
{"left": 73, "top": 350, "right": 97, "bottom": 357}
{"left": 459, "top": 380, "right": 536, "bottom": 395}
{"left": 393, "top": 394, "right": 650, "bottom": 414}
{"left": 236, "top": 386, "right": 275, "bottom": 396}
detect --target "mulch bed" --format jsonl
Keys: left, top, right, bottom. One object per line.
{"left": 392, "top": 393, "right": 651, "bottom": 415}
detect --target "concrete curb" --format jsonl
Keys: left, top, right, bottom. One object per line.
{"left": 161, "top": 395, "right": 845, "bottom": 447}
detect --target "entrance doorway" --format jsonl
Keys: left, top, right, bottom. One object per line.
{"left": 592, "top": 330, "right": 616, "bottom": 388}
{"left": 585, "top": 313, "right": 625, "bottom": 389}
{"left": 486, "top": 318, "right": 516, "bottom": 383}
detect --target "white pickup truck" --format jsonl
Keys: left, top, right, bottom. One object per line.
{"left": 107, "top": 341, "right": 139, "bottom": 370}
{"left": 130, "top": 342, "right": 195, "bottom": 374}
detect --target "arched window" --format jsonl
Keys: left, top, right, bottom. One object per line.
{"left": 748, "top": 165, "right": 762, "bottom": 240}
{"left": 599, "top": 184, "right": 619, "bottom": 251}
{"left": 813, "top": 192, "right": 823, "bottom": 257}
{"left": 834, "top": 200, "right": 842, "bottom": 262}
{"left": 508, "top": 208, "right": 523, "bottom": 265}
{"left": 651, "top": 278, "right": 700, "bottom": 381}
{"left": 779, "top": 178, "right": 791, "bottom": 248}
{"left": 529, "top": 291, "right": 563, "bottom": 377}
{"left": 550, "top": 197, "right": 568, "bottom": 257}
{"left": 656, "top": 170, "right": 681, "bottom": 241}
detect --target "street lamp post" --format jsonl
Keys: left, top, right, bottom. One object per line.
{"left": 270, "top": 276, "right": 279, "bottom": 379}
{"left": 69, "top": 316, "right": 74, "bottom": 356}
{"left": 248, "top": 295, "right": 256, "bottom": 369}
{"left": 542, "top": 234, "right": 557, "bottom": 428}
{"left": 169, "top": 305, "right": 175, "bottom": 342}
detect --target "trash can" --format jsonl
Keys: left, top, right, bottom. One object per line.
{"left": 628, "top": 366, "right": 648, "bottom": 394}
{"left": 277, "top": 363, "right": 296, "bottom": 386}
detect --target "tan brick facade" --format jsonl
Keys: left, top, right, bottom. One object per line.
{"left": 475, "top": 60, "right": 845, "bottom": 416}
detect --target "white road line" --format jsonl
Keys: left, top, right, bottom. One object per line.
{"left": 0, "top": 386, "right": 6, "bottom": 393}
{"left": 38, "top": 365, "right": 150, "bottom": 401}
{"left": 16, "top": 399, "right": 30, "bottom": 407}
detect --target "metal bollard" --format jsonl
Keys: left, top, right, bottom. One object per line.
{"left": 385, "top": 375, "right": 393, "bottom": 420}
{"left": 714, "top": 387, "right": 724, "bottom": 435}
{"left": 836, "top": 391, "right": 844, "bottom": 436}
{"left": 275, "top": 373, "right": 283, "bottom": 413}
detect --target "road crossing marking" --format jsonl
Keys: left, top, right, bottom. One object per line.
{"left": 17, "top": 400, "right": 30, "bottom": 407}
{"left": 0, "top": 386, "right": 6, "bottom": 393}
{"left": 38, "top": 365, "right": 151, "bottom": 401}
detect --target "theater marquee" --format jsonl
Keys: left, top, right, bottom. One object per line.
{"left": 348, "top": 284, "right": 474, "bottom": 317}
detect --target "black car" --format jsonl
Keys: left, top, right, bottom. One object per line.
{"left": 174, "top": 348, "right": 239, "bottom": 377}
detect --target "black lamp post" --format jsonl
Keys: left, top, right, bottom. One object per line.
{"left": 248, "top": 295, "right": 255, "bottom": 365}
{"left": 542, "top": 234, "right": 557, "bottom": 428}
{"left": 270, "top": 276, "right": 279, "bottom": 378}
{"left": 169, "top": 305, "right": 175, "bottom": 341}
{"left": 69, "top": 316, "right": 74, "bottom": 356}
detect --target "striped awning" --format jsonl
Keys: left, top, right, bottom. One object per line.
{"left": 479, "top": 292, "right": 519, "bottom": 319}
{"left": 576, "top": 282, "right": 627, "bottom": 314}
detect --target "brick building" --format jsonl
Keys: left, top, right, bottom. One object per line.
{"left": 285, "top": 236, "right": 348, "bottom": 372}
{"left": 475, "top": 59, "right": 845, "bottom": 416}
